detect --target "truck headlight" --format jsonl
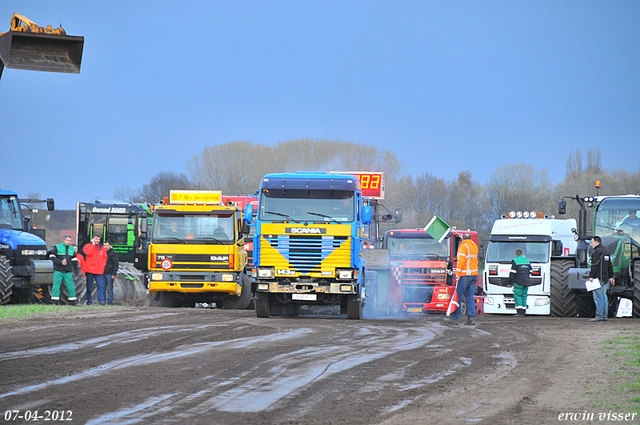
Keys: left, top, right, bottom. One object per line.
{"left": 151, "top": 273, "right": 163, "bottom": 281}
{"left": 222, "top": 273, "right": 234, "bottom": 282}
{"left": 257, "top": 267, "right": 274, "bottom": 279}
{"left": 535, "top": 298, "right": 550, "bottom": 306}
{"left": 484, "top": 297, "right": 494, "bottom": 305}
{"left": 340, "top": 284, "right": 353, "bottom": 292}
{"left": 337, "top": 269, "right": 353, "bottom": 280}
{"left": 257, "top": 283, "right": 269, "bottom": 291}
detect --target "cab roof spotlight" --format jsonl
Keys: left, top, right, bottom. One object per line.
{"left": 509, "top": 211, "right": 516, "bottom": 219}
{"left": 516, "top": 211, "right": 523, "bottom": 219}
{"left": 523, "top": 211, "right": 530, "bottom": 218}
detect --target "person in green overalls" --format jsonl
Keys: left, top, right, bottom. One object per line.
{"left": 505, "top": 248, "right": 532, "bottom": 317}
{"left": 47, "top": 234, "right": 80, "bottom": 305}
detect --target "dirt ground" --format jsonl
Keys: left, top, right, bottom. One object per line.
{"left": 0, "top": 307, "right": 637, "bottom": 425}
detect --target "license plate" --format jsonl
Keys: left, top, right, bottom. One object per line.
{"left": 407, "top": 307, "right": 423, "bottom": 313}
{"left": 292, "top": 294, "right": 317, "bottom": 301}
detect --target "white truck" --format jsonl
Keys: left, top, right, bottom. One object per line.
{"left": 483, "top": 213, "right": 578, "bottom": 316}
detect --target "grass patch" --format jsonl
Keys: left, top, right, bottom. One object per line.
{"left": 0, "top": 304, "right": 87, "bottom": 319}
{"left": 603, "top": 334, "right": 640, "bottom": 411}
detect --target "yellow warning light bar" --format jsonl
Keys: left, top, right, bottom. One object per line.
{"left": 169, "top": 190, "right": 222, "bottom": 205}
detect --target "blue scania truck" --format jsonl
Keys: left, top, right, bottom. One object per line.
{"left": 245, "top": 172, "right": 372, "bottom": 319}
{"left": 0, "top": 190, "right": 55, "bottom": 304}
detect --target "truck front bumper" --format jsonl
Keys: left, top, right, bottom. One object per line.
{"left": 483, "top": 294, "right": 550, "bottom": 315}
{"left": 148, "top": 270, "right": 241, "bottom": 296}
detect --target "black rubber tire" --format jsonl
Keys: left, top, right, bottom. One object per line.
{"left": 576, "top": 295, "right": 596, "bottom": 318}
{"left": 347, "top": 294, "right": 363, "bottom": 320}
{"left": 8, "top": 286, "right": 34, "bottom": 304}
{"left": 608, "top": 296, "right": 619, "bottom": 318}
{"left": 150, "top": 291, "right": 178, "bottom": 307}
{"left": 222, "top": 275, "right": 252, "bottom": 309}
{"left": 256, "top": 292, "right": 270, "bottom": 318}
{"left": 0, "top": 256, "right": 14, "bottom": 305}
{"left": 633, "top": 262, "right": 640, "bottom": 318}
{"left": 550, "top": 260, "right": 577, "bottom": 317}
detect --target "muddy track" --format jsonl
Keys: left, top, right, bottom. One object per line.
{"left": 0, "top": 308, "right": 633, "bottom": 424}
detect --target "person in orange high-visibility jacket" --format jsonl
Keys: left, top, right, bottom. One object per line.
{"left": 444, "top": 233, "right": 479, "bottom": 326}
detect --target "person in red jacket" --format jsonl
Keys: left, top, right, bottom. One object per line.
{"left": 83, "top": 234, "right": 108, "bottom": 305}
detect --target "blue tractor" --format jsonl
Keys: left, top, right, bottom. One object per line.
{"left": 0, "top": 190, "right": 55, "bottom": 304}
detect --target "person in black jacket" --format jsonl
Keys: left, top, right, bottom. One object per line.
{"left": 588, "top": 236, "right": 615, "bottom": 322}
{"left": 102, "top": 241, "right": 120, "bottom": 305}
{"left": 504, "top": 249, "right": 533, "bottom": 317}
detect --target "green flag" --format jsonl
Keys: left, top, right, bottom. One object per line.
{"left": 424, "top": 215, "right": 451, "bottom": 243}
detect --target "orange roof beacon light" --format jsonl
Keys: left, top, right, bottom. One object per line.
{"left": 595, "top": 180, "right": 601, "bottom": 196}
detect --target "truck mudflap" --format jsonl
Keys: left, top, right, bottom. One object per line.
{"left": 30, "top": 259, "right": 53, "bottom": 285}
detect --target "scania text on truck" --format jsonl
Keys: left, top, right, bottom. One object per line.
{"left": 483, "top": 212, "right": 578, "bottom": 316}
{"left": 245, "top": 172, "right": 372, "bottom": 319}
{"left": 147, "top": 190, "right": 251, "bottom": 309}
{"left": 379, "top": 228, "right": 482, "bottom": 315}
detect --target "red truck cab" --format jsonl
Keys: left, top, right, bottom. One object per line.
{"left": 382, "top": 228, "right": 483, "bottom": 314}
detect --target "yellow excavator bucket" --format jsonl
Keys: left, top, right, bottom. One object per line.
{"left": 0, "top": 13, "right": 83, "bottom": 78}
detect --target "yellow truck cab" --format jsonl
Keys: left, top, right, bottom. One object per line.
{"left": 147, "top": 190, "right": 251, "bottom": 308}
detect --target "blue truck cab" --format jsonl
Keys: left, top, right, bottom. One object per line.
{"left": 0, "top": 190, "right": 54, "bottom": 304}
{"left": 245, "top": 172, "right": 372, "bottom": 319}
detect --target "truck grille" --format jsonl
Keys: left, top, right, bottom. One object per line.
{"left": 403, "top": 284, "right": 434, "bottom": 304}
{"left": 402, "top": 267, "right": 446, "bottom": 285}
{"left": 262, "top": 234, "right": 349, "bottom": 273}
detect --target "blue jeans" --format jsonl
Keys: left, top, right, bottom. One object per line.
{"left": 452, "top": 275, "right": 477, "bottom": 320}
{"left": 104, "top": 274, "right": 115, "bottom": 305}
{"left": 85, "top": 273, "right": 106, "bottom": 304}
{"left": 592, "top": 282, "right": 609, "bottom": 319}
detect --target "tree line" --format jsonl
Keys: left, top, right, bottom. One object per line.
{"left": 114, "top": 140, "right": 640, "bottom": 243}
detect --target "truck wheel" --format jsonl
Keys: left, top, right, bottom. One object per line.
{"left": 9, "top": 287, "right": 34, "bottom": 304}
{"left": 222, "top": 275, "right": 252, "bottom": 309}
{"left": 633, "top": 262, "right": 640, "bottom": 318}
{"left": 347, "top": 294, "right": 363, "bottom": 320}
{"left": 576, "top": 295, "right": 596, "bottom": 318}
{"left": 150, "top": 291, "right": 178, "bottom": 307}
{"left": 550, "top": 260, "right": 577, "bottom": 317}
{"left": 0, "top": 256, "right": 14, "bottom": 305}
{"left": 256, "top": 292, "right": 271, "bottom": 318}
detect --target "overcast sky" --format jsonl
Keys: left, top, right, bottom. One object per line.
{"left": 1, "top": 1, "right": 639, "bottom": 210}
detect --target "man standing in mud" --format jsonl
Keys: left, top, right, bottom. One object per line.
{"left": 588, "top": 236, "right": 614, "bottom": 322}
{"left": 444, "top": 233, "right": 478, "bottom": 325}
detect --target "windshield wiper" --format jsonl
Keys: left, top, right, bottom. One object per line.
{"left": 155, "top": 237, "right": 187, "bottom": 244}
{"left": 264, "top": 211, "right": 300, "bottom": 223}
{"left": 306, "top": 212, "right": 339, "bottom": 223}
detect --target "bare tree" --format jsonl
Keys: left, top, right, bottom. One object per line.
{"left": 487, "top": 164, "right": 554, "bottom": 217}
{"left": 115, "top": 171, "right": 195, "bottom": 204}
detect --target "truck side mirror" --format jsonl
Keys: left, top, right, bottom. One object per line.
{"left": 140, "top": 218, "right": 148, "bottom": 234}
{"left": 558, "top": 200, "right": 566, "bottom": 215}
{"left": 395, "top": 208, "right": 403, "bottom": 223}
{"left": 46, "top": 198, "right": 55, "bottom": 211}
{"left": 244, "top": 204, "right": 254, "bottom": 225}
{"left": 552, "top": 240, "right": 563, "bottom": 256}
{"left": 361, "top": 205, "right": 372, "bottom": 226}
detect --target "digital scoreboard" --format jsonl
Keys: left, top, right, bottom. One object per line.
{"left": 331, "top": 171, "right": 385, "bottom": 199}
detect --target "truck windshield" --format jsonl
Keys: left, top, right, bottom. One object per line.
{"left": 259, "top": 189, "right": 354, "bottom": 223}
{"left": 594, "top": 198, "right": 640, "bottom": 240}
{"left": 387, "top": 236, "right": 449, "bottom": 259}
{"left": 486, "top": 241, "right": 550, "bottom": 264}
{"left": 0, "top": 196, "right": 23, "bottom": 230}
{"left": 152, "top": 212, "right": 235, "bottom": 244}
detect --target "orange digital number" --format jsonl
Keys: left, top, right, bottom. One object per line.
{"left": 360, "top": 174, "right": 370, "bottom": 189}
{"left": 370, "top": 174, "right": 380, "bottom": 189}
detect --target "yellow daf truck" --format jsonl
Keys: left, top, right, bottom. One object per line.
{"left": 146, "top": 190, "right": 251, "bottom": 308}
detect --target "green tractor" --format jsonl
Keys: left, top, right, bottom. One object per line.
{"left": 558, "top": 193, "right": 640, "bottom": 318}
{"left": 76, "top": 202, "right": 152, "bottom": 305}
